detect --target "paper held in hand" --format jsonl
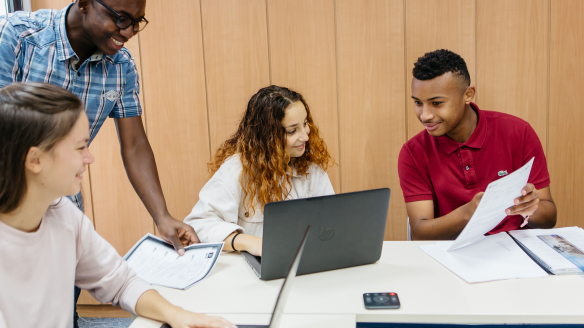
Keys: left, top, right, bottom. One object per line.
{"left": 448, "top": 157, "right": 535, "bottom": 251}
{"left": 123, "top": 233, "right": 224, "bottom": 290}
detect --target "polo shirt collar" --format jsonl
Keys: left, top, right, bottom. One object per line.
{"left": 437, "top": 103, "right": 487, "bottom": 154}
{"left": 55, "top": 4, "right": 111, "bottom": 63}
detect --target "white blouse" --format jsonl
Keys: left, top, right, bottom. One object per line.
{"left": 184, "top": 155, "right": 335, "bottom": 243}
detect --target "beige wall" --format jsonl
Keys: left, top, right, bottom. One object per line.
{"left": 31, "top": 0, "right": 584, "bottom": 301}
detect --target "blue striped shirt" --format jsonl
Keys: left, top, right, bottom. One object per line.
{"left": 0, "top": 4, "right": 143, "bottom": 209}
{"left": 0, "top": 4, "right": 142, "bottom": 145}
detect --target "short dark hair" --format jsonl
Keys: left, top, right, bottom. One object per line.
{"left": 413, "top": 49, "right": 471, "bottom": 88}
{"left": 0, "top": 83, "right": 83, "bottom": 213}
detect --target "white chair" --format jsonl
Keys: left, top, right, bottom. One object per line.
{"left": 407, "top": 217, "right": 412, "bottom": 241}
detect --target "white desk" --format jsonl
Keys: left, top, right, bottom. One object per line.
{"left": 130, "top": 241, "right": 584, "bottom": 327}
{"left": 130, "top": 314, "right": 355, "bottom": 328}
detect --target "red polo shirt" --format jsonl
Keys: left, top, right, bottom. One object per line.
{"left": 398, "top": 103, "right": 550, "bottom": 235}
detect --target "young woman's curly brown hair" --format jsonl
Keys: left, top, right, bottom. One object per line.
{"left": 208, "top": 85, "right": 335, "bottom": 216}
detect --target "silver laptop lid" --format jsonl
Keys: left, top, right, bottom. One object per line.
{"left": 268, "top": 226, "right": 310, "bottom": 328}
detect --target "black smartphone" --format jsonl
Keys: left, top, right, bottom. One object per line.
{"left": 363, "top": 292, "right": 400, "bottom": 309}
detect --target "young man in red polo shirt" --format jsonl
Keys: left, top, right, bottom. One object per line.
{"left": 399, "top": 49, "right": 557, "bottom": 240}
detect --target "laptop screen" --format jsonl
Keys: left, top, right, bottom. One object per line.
{"left": 268, "top": 226, "right": 310, "bottom": 328}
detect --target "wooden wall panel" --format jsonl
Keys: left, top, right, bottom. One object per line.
{"left": 549, "top": 0, "right": 584, "bottom": 228}
{"left": 30, "top": 0, "right": 70, "bottom": 11}
{"left": 477, "top": 0, "right": 549, "bottom": 154}
{"left": 140, "top": 0, "right": 210, "bottom": 220}
{"left": 202, "top": 0, "right": 270, "bottom": 152}
{"left": 405, "top": 0, "right": 476, "bottom": 140}
{"left": 267, "top": 0, "right": 341, "bottom": 192}
{"left": 336, "top": 0, "right": 407, "bottom": 240}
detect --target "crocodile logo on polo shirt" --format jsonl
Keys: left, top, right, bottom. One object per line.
{"left": 104, "top": 90, "right": 120, "bottom": 101}
{"left": 498, "top": 170, "right": 508, "bottom": 177}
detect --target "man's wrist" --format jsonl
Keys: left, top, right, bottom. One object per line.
{"left": 152, "top": 212, "right": 174, "bottom": 226}
{"left": 462, "top": 202, "right": 475, "bottom": 222}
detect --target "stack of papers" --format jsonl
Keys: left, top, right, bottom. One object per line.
{"left": 420, "top": 233, "right": 548, "bottom": 283}
{"left": 123, "top": 233, "right": 224, "bottom": 289}
{"left": 419, "top": 157, "right": 584, "bottom": 283}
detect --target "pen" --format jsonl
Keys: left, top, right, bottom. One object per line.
{"left": 520, "top": 215, "right": 530, "bottom": 228}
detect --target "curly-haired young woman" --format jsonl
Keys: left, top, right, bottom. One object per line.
{"left": 184, "top": 85, "right": 336, "bottom": 256}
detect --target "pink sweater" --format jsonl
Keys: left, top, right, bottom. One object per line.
{"left": 0, "top": 198, "right": 153, "bottom": 328}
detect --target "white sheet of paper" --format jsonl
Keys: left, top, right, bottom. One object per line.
{"left": 509, "top": 227, "right": 584, "bottom": 274}
{"left": 124, "top": 233, "right": 224, "bottom": 289}
{"left": 448, "top": 157, "right": 535, "bottom": 251}
{"left": 420, "top": 233, "right": 548, "bottom": 283}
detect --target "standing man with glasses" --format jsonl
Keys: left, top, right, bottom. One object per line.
{"left": 0, "top": 0, "right": 200, "bottom": 325}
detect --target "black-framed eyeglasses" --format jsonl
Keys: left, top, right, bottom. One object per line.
{"left": 94, "top": 0, "right": 149, "bottom": 32}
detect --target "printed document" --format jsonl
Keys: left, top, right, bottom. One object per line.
{"left": 124, "top": 233, "right": 224, "bottom": 289}
{"left": 448, "top": 157, "right": 534, "bottom": 251}
{"left": 420, "top": 233, "right": 548, "bottom": 283}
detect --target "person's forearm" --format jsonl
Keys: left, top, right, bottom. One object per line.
{"left": 412, "top": 203, "right": 473, "bottom": 240}
{"left": 223, "top": 231, "right": 258, "bottom": 252}
{"left": 135, "top": 290, "right": 180, "bottom": 323}
{"left": 121, "top": 138, "right": 170, "bottom": 224}
{"left": 525, "top": 199, "right": 557, "bottom": 229}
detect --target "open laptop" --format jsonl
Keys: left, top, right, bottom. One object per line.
{"left": 161, "top": 226, "right": 311, "bottom": 328}
{"left": 242, "top": 188, "right": 390, "bottom": 280}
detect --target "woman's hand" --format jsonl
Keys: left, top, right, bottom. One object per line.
{"left": 136, "top": 290, "right": 236, "bottom": 328}
{"left": 166, "top": 310, "right": 236, "bottom": 328}
{"left": 241, "top": 235, "right": 262, "bottom": 256}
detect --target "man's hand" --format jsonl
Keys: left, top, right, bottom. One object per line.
{"left": 156, "top": 215, "right": 200, "bottom": 255}
{"left": 506, "top": 183, "right": 540, "bottom": 217}
{"left": 465, "top": 191, "right": 484, "bottom": 218}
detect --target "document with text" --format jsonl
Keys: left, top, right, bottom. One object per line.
{"left": 124, "top": 233, "right": 224, "bottom": 290}
{"left": 420, "top": 233, "right": 549, "bottom": 283}
{"left": 421, "top": 227, "right": 584, "bottom": 283}
{"left": 448, "top": 157, "right": 535, "bottom": 251}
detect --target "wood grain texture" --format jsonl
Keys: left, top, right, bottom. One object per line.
{"left": 405, "top": 0, "right": 476, "bottom": 140}
{"left": 201, "top": 0, "right": 271, "bottom": 152}
{"left": 549, "top": 0, "right": 584, "bottom": 228}
{"left": 77, "top": 289, "right": 100, "bottom": 305}
{"left": 30, "top": 0, "right": 71, "bottom": 11}
{"left": 76, "top": 305, "right": 130, "bottom": 318}
{"left": 140, "top": 0, "right": 211, "bottom": 220}
{"left": 477, "top": 0, "right": 549, "bottom": 154}
{"left": 267, "top": 0, "right": 341, "bottom": 192}
{"left": 336, "top": 0, "right": 407, "bottom": 240}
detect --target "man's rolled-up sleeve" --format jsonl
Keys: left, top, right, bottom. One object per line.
{"left": 111, "top": 57, "right": 142, "bottom": 118}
